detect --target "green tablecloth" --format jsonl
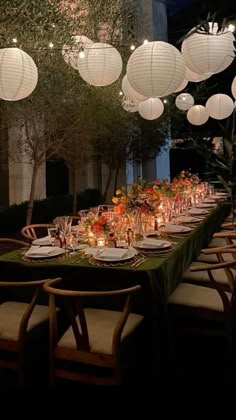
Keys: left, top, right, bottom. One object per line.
{"left": 0, "top": 203, "right": 230, "bottom": 379}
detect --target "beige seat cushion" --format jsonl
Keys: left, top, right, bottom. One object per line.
{"left": 169, "top": 283, "right": 231, "bottom": 312}
{"left": 0, "top": 301, "right": 49, "bottom": 341}
{"left": 183, "top": 261, "right": 232, "bottom": 287}
{"left": 58, "top": 308, "right": 144, "bottom": 355}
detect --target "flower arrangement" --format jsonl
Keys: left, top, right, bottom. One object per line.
{"left": 84, "top": 215, "right": 110, "bottom": 234}
{"left": 112, "top": 179, "right": 161, "bottom": 213}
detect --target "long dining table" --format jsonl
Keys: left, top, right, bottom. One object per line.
{"left": 0, "top": 202, "right": 230, "bottom": 381}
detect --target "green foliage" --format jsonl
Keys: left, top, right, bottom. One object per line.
{"left": 0, "top": 188, "right": 103, "bottom": 234}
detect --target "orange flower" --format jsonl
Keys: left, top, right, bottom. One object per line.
{"left": 114, "top": 204, "right": 125, "bottom": 213}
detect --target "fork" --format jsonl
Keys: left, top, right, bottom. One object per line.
{"left": 134, "top": 257, "right": 147, "bottom": 267}
{"left": 131, "top": 256, "right": 145, "bottom": 267}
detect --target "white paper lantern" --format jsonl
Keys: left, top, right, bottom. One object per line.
{"left": 122, "top": 96, "right": 139, "bottom": 112}
{"left": 174, "top": 78, "right": 188, "bottom": 93}
{"left": 138, "top": 98, "right": 164, "bottom": 120}
{"left": 187, "top": 105, "right": 209, "bottom": 125}
{"left": 206, "top": 93, "right": 234, "bottom": 120}
{"left": 78, "top": 42, "right": 122, "bottom": 86}
{"left": 175, "top": 93, "right": 194, "bottom": 111}
{"left": 122, "top": 75, "right": 147, "bottom": 102}
{"left": 182, "top": 23, "right": 235, "bottom": 75}
{"left": 185, "top": 66, "right": 212, "bottom": 82}
{"left": 231, "top": 76, "right": 236, "bottom": 99}
{"left": 62, "top": 35, "right": 93, "bottom": 70}
{"left": 0, "top": 47, "right": 38, "bottom": 101}
{"left": 127, "top": 41, "right": 185, "bottom": 97}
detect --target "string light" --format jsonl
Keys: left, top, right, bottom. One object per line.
{"left": 49, "top": 42, "right": 54, "bottom": 48}
{"left": 143, "top": 39, "right": 149, "bottom": 44}
{"left": 12, "top": 38, "right": 17, "bottom": 43}
{"left": 119, "top": 91, "right": 123, "bottom": 96}
{"left": 130, "top": 44, "right": 135, "bottom": 51}
{"left": 163, "top": 99, "right": 168, "bottom": 103}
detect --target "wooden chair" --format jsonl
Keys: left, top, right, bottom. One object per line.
{"left": 183, "top": 245, "right": 236, "bottom": 291}
{"left": 43, "top": 278, "right": 144, "bottom": 386}
{"left": 196, "top": 230, "right": 236, "bottom": 263}
{"left": 0, "top": 238, "right": 30, "bottom": 255}
{"left": 168, "top": 260, "right": 236, "bottom": 356}
{"left": 20, "top": 223, "right": 54, "bottom": 242}
{"left": 0, "top": 277, "right": 54, "bottom": 387}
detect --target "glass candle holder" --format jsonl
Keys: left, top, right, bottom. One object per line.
{"left": 97, "top": 236, "right": 106, "bottom": 247}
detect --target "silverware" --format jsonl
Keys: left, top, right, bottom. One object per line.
{"left": 135, "top": 257, "right": 147, "bottom": 267}
{"left": 131, "top": 256, "right": 144, "bottom": 267}
{"left": 71, "top": 255, "right": 87, "bottom": 264}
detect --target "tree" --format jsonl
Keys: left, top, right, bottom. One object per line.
{"left": 0, "top": 0, "right": 136, "bottom": 223}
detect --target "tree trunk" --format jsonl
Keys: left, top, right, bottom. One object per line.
{"left": 72, "top": 167, "right": 79, "bottom": 215}
{"left": 103, "top": 166, "right": 112, "bottom": 203}
{"left": 26, "top": 161, "right": 39, "bottom": 225}
{"left": 113, "top": 165, "right": 120, "bottom": 195}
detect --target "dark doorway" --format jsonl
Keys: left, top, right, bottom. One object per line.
{"left": 46, "top": 159, "right": 69, "bottom": 196}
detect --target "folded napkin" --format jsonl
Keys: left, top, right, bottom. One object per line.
{"left": 139, "top": 238, "right": 166, "bottom": 248}
{"left": 177, "top": 216, "right": 194, "bottom": 223}
{"left": 98, "top": 248, "right": 128, "bottom": 259}
{"left": 32, "top": 236, "right": 53, "bottom": 246}
{"left": 188, "top": 208, "right": 208, "bottom": 214}
{"left": 163, "top": 224, "right": 189, "bottom": 233}
{"left": 25, "top": 246, "right": 63, "bottom": 257}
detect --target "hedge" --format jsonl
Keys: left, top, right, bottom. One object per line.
{"left": 0, "top": 188, "right": 103, "bottom": 234}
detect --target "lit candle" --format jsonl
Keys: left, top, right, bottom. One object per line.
{"left": 88, "top": 231, "right": 97, "bottom": 246}
{"left": 97, "top": 237, "right": 106, "bottom": 247}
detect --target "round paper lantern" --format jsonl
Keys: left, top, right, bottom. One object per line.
{"left": 122, "top": 97, "right": 139, "bottom": 112}
{"left": 127, "top": 41, "right": 185, "bottom": 97}
{"left": 62, "top": 35, "right": 93, "bottom": 70}
{"left": 231, "top": 76, "right": 236, "bottom": 99}
{"left": 78, "top": 42, "right": 122, "bottom": 86}
{"left": 138, "top": 98, "right": 164, "bottom": 120}
{"left": 175, "top": 93, "right": 194, "bottom": 111}
{"left": 122, "top": 75, "right": 147, "bottom": 102}
{"left": 206, "top": 93, "right": 234, "bottom": 120}
{"left": 0, "top": 48, "right": 38, "bottom": 101}
{"left": 187, "top": 105, "right": 209, "bottom": 125}
{"left": 181, "top": 23, "right": 235, "bottom": 75}
{"left": 174, "top": 78, "right": 188, "bottom": 93}
{"left": 185, "top": 66, "right": 212, "bottom": 82}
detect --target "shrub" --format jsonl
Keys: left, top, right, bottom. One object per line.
{"left": 0, "top": 188, "right": 103, "bottom": 235}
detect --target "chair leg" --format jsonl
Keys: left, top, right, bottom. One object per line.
{"left": 18, "top": 349, "right": 25, "bottom": 388}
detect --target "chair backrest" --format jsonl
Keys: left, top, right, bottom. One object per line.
{"left": 190, "top": 258, "right": 236, "bottom": 313}
{"left": 0, "top": 277, "right": 60, "bottom": 387}
{"left": 43, "top": 278, "right": 141, "bottom": 355}
{"left": 97, "top": 204, "right": 115, "bottom": 215}
{"left": 43, "top": 278, "right": 142, "bottom": 384}
{"left": 21, "top": 224, "right": 53, "bottom": 241}
{"left": 0, "top": 238, "right": 30, "bottom": 255}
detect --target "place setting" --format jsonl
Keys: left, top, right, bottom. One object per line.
{"left": 133, "top": 237, "right": 174, "bottom": 258}
{"left": 159, "top": 223, "right": 192, "bottom": 239}
{"left": 22, "top": 245, "right": 67, "bottom": 263}
{"left": 83, "top": 246, "right": 139, "bottom": 267}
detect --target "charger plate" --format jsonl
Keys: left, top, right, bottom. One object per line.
{"left": 88, "top": 255, "right": 138, "bottom": 267}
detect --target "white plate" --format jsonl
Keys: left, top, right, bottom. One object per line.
{"left": 188, "top": 208, "right": 208, "bottom": 215}
{"left": 176, "top": 216, "right": 200, "bottom": 223}
{"left": 196, "top": 203, "right": 215, "bottom": 208}
{"left": 160, "top": 224, "right": 191, "bottom": 234}
{"left": 135, "top": 239, "right": 172, "bottom": 250}
{"left": 93, "top": 248, "right": 137, "bottom": 262}
{"left": 25, "top": 246, "right": 65, "bottom": 259}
